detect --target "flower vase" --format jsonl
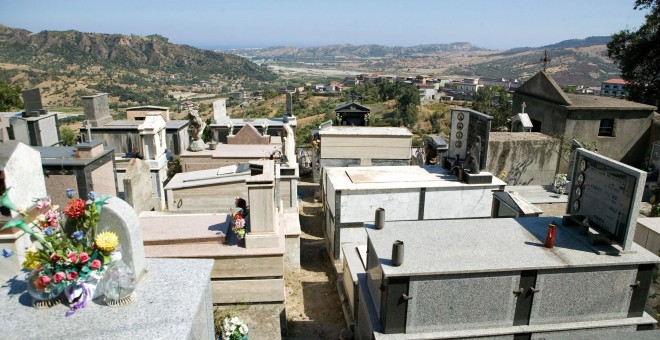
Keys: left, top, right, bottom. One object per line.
{"left": 26, "top": 268, "right": 65, "bottom": 308}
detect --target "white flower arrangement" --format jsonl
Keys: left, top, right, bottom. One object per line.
{"left": 554, "top": 173, "right": 568, "bottom": 195}
{"left": 221, "top": 313, "right": 249, "bottom": 340}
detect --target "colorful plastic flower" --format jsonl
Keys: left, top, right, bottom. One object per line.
{"left": 22, "top": 251, "right": 39, "bottom": 270}
{"left": 39, "top": 275, "right": 51, "bottom": 286}
{"left": 64, "top": 198, "right": 86, "bottom": 219}
{"left": 88, "top": 191, "right": 96, "bottom": 201}
{"left": 90, "top": 259, "right": 101, "bottom": 270}
{"left": 53, "top": 272, "right": 65, "bottom": 283}
{"left": 95, "top": 231, "right": 119, "bottom": 252}
{"left": 43, "top": 227, "right": 54, "bottom": 236}
{"left": 67, "top": 271, "right": 78, "bottom": 281}
{"left": 67, "top": 252, "right": 78, "bottom": 263}
{"left": 79, "top": 252, "right": 90, "bottom": 264}
{"left": 44, "top": 210, "right": 59, "bottom": 227}
{"left": 2, "top": 249, "right": 12, "bottom": 258}
{"left": 66, "top": 188, "right": 75, "bottom": 198}
{"left": 73, "top": 230, "right": 84, "bottom": 241}
{"left": 35, "top": 198, "right": 51, "bottom": 210}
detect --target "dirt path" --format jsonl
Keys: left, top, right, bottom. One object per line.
{"left": 284, "top": 179, "right": 346, "bottom": 339}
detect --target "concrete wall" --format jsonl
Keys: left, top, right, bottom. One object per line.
{"left": 486, "top": 132, "right": 560, "bottom": 185}
{"left": 44, "top": 174, "right": 78, "bottom": 208}
{"left": 168, "top": 182, "right": 247, "bottom": 212}
{"left": 321, "top": 135, "right": 411, "bottom": 160}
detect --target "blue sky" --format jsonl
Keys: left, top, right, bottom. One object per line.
{"left": 0, "top": 0, "right": 650, "bottom": 50}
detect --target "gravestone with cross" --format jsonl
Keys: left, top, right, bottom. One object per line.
{"left": 446, "top": 108, "right": 492, "bottom": 173}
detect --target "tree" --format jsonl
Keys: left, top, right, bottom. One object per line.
{"left": 60, "top": 126, "right": 77, "bottom": 146}
{"left": 607, "top": 0, "right": 660, "bottom": 106}
{"left": 472, "top": 86, "right": 511, "bottom": 131}
{"left": 397, "top": 86, "right": 420, "bottom": 127}
{"left": 0, "top": 81, "right": 22, "bottom": 111}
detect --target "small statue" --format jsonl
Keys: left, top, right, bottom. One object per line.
{"left": 187, "top": 110, "right": 205, "bottom": 141}
{"left": 467, "top": 136, "right": 482, "bottom": 174}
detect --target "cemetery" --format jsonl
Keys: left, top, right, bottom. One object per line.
{"left": 0, "top": 85, "right": 659, "bottom": 340}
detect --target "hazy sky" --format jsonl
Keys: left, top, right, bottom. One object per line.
{"left": 0, "top": 0, "right": 650, "bottom": 50}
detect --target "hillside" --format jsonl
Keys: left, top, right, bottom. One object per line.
{"left": 232, "top": 36, "right": 619, "bottom": 87}
{"left": 0, "top": 25, "right": 276, "bottom": 108}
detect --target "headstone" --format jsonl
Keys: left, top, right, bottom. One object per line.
{"left": 447, "top": 108, "right": 492, "bottom": 170}
{"left": 212, "top": 98, "right": 228, "bottom": 124}
{"left": 83, "top": 93, "right": 113, "bottom": 127}
{"left": 84, "top": 120, "right": 93, "bottom": 143}
{"left": 282, "top": 124, "right": 296, "bottom": 165}
{"left": 97, "top": 197, "right": 146, "bottom": 280}
{"left": 123, "top": 158, "right": 154, "bottom": 213}
{"left": 564, "top": 149, "right": 647, "bottom": 252}
{"left": 21, "top": 88, "right": 44, "bottom": 116}
{"left": 245, "top": 160, "right": 279, "bottom": 248}
{"left": 227, "top": 123, "right": 270, "bottom": 145}
{"left": 285, "top": 92, "right": 293, "bottom": 116}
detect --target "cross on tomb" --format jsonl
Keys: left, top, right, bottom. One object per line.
{"left": 85, "top": 120, "right": 93, "bottom": 143}
{"left": 540, "top": 49, "right": 551, "bottom": 72}
{"left": 521, "top": 102, "right": 526, "bottom": 114}
{"left": 0, "top": 116, "right": 10, "bottom": 143}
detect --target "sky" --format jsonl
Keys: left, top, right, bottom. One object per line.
{"left": 0, "top": 0, "right": 650, "bottom": 50}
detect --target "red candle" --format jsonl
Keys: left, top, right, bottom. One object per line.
{"left": 545, "top": 222, "right": 557, "bottom": 248}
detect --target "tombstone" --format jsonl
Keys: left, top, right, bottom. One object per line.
{"left": 282, "top": 124, "right": 296, "bottom": 165}
{"left": 212, "top": 98, "right": 228, "bottom": 124}
{"left": 227, "top": 123, "right": 269, "bottom": 145}
{"left": 285, "top": 92, "right": 293, "bottom": 117}
{"left": 0, "top": 142, "right": 47, "bottom": 281}
{"left": 82, "top": 93, "right": 113, "bottom": 127}
{"left": 562, "top": 149, "right": 647, "bottom": 253}
{"left": 123, "top": 158, "right": 155, "bottom": 213}
{"left": 96, "top": 197, "right": 146, "bottom": 280}
{"left": 21, "top": 88, "right": 44, "bottom": 117}
{"left": 0, "top": 116, "right": 10, "bottom": 143}
{"left": 138, "top": 113, "right": 167, "bottom": 160}
{"left": 446, "top": 108, "right": 493, "bottom": 184}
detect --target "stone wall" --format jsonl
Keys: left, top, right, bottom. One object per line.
{"left": 486, "top": 132, "right": 560, "bottom": 185}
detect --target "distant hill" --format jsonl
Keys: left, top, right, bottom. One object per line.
{"left": 231, "top": 42, "right": 484, "bottom": 60}
{"left": 0, "top": 25, "right": 276, "bottom": 108}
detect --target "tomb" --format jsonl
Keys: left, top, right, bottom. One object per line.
{"left": 0, "top": 196, "right": 215, "bottom": 339}
{"left": 335, "top": 102, "right": 371, "bottom": 126}
{"left": 80, "top": 94, "right": 189, "bottom": 155}
{"left": 35, "top": 141, "right": 118, "bottom": 209}
{"left": 342, "top": 151, "right": 657, "bottom": 339}
{"left": 0, "top": 141, "right": 48, "bottom": 281}
{"left": 123, "top": 158, "right": 156, "bottom": 213}
{"left": 323, "top": 165, "right": 505, "bottom": 265}
{"left": 140, "top": 159, "right": 299, "bottom": 338}
{"left": 353, "top": 218, "right": 659, "bottom": 339}
{"left": 0, "top": 88, "right": 61, "bottom": 147}
{"left": 421, "top": 135, "right": 448, "bottom": 166}
{"left": 209, "top": 116, "right": 297, "bottom": 145}
{"left": 313, "top": 125, "right": 412, "bottom": 183}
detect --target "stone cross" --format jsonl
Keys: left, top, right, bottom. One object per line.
{"left": 0, "top": 116, "right": 10, "bottom": 143}
{"left": 85, "top": 120, "right": 93, "bottom": 142}
{"left": 521, "top": 102, "right": 526, "bottom": 114}
{"left": 540, "top": 50, "right": 551, "bottom": 72}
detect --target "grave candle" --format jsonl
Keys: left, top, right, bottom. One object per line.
{"left": 544, "top": 222, "right": 557, "bottom": 248}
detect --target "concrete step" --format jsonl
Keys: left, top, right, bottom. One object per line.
{"left": 140, "top": 212, "right": 230, "bottom": 245}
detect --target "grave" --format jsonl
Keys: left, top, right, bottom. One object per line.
{"left": 140, "top": 159, "right": 299, "bottom": 336}
{"left": 444, "top": 108, "right": 493, "bottom": 184}
{"left": 323, "top": 165, "right": 505, "bottom": 265}
{"left": 335, "top": 102, "right": 371, "bottom": 126}
{"left": 80, "top": 93, "right": 189, "bottom": 155}
{"left": 0, "top": 196, "right": 215, "bottom": 339}
{"left": 209, "top": 117, "right": 296, "bottom": 145}
{"left": 352, "top": 218, "right": 659, "bottom": 339}
{"left": 421, "top": 135, "right": 448, "bottom": 166}
{"left": 0, "top": 141, "right": 48, "bottom": 282}
{"left": 0, "top": 88, "right": 60, "bottom": 147}
{"left": 34, "top": 141, "right": 118, "bottom": 209}
{"left": 511, "top": 102, "right": 534, "bottom": 132}
{"left": 313, "top": 126, "right": 412, "bottom": 183}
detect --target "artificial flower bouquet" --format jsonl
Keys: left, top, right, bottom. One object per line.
{"left": 220, "top": 313, "right": 249, "bottom": 340}
{"left": 554, "top": 173, "right": 568, "bottom": 195}
{"left": 1, "top": 188, "right": 122, "bottom": 315}
{"left": 231, "top": 197, "right": 248, "bottom": 240}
